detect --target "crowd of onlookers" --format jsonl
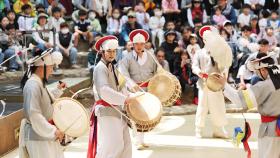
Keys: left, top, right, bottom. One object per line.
{"left": 0, "top": 0, "right": 279, "bottom": 103}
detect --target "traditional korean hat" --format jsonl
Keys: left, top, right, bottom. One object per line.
{"left": 94, "top": 35, "right": 118, "bottom": 51}
{"left": 129, "top": 29, "right": 149, "bottom": 43}
{"left": 199, "top": 25, "right": 218, "bottom": 38}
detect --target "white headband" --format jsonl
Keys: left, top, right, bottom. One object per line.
{"left": 132, "top": 33, "right": 145, "bottom": 43}
{"left": 101, "top": 39, "right": 119, "bottom": 51}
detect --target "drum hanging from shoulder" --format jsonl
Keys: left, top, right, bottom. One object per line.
{"left": 206, "top": 72, "right": 225, "bottom": 92}
{"left": 53, "top": 97, "right": 89, "bottom": 137}
{"left": 126, "top": 92, "right": 162, "bottom": 132}
{"left": 148, "top": 72, "right": 181, "bottom": 106}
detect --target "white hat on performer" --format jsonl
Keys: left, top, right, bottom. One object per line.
{"left": 94, "top": 35, "right": 119, "bottom": 51}
{"left": 27, "top": 48, "right": 63, "bottom": 66}
{"left": 129, "top": 29, "right": 149, "bottom": 43}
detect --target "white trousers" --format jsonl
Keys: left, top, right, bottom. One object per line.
{"left": 151, "top": 29, "right": 164, "bottom": 47}
{"left": 195, "top": 87, "right": 228, "bottom": 128}
{"left": 258, "top": 136, "right": 280, "bottom": 158}
{"left": 25, "top": 141, "right": 64, "bottom": 158}
{"left": 135, "top": 132, "right": 145, "bottom": 145}
{"left": 96, "top": 116, "right": 132, "bottom": 158}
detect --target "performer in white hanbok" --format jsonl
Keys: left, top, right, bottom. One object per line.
{"left": 221, "top": 53, "right": 280, "bottom": 158}
{"left": 87, "top": 35, "right": 134, "bottom": 158}
{"left": 192, "top": 25, "right": 233, "bottom": 138}
{"left": 119, "top": 29, "right": 158, "bottom": 150}
{"left": 19, "top": 47, "right": 65, "bottom": 158}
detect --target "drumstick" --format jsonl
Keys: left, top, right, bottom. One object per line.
{"left": 59, "top": 81, "right": 76, "bottom": 96}
{"left": 63, "top": 114, "right": 82, "bottom": 134}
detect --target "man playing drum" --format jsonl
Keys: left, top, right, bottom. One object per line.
{"left": 87, "top": 35, "right": 134, "bottom": 158}
{"left": 119, "top": 29, "right": 158, "bottom": 150}
{"left": 192, "top": 26, "right": 229, "bottom": 139}
{"left": 19, "top": 47, "right": 65, "bottom": 158}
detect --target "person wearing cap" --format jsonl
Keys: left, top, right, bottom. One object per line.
{"left": 222, "top": 52, "right": 280, "bottom": 158}
{"left": 160, "top": 29, "right": 181, "bottom": 73}
{"left": 56, "top": 22, "right": 79, "bottom": 69}
{"left": 18, "top": 49, "right": 65, "bottom": 158}
{"left": 223, "top": 20, "right": 238, "bottom": 44}
{"left": 249, "top": 15, "right": 260, "bottom": 35}
{"left": 192, "top": 25, "right": 229, "bottom": 138}
{"left": 119, "top": 29, "right": 158, "bottom": 150}
{"left": 32, "top": 13, "right": 55, "bottom": 51}
{"left": 120, "top": 11, "right": 142, "bottom": 46}
{"left": 216, "top": 0, "right": 237, "bottom": 25}
{"left": 87, "top": 35, "right": 133, "bottom": 158}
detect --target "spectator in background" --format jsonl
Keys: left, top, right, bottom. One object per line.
{"left": 187, "top": 0, "right": 207, "bottom": 28}
{"left": 212, "top": 6, "right": 228, "bottom": 27}
{"left": 244, "top": 0, "right": 264, "bottom": 15}
{"left": 92, "top": 0, "right": 112, "bottom": 33}
{"left": 35, "top": 3, "right": 45, "bottom": 13}
{"left": 47, "top": 0, "right": 67, "bottom": 16}
{"left": 107, "top": 8, "right": 122, "bottom": 37}
{"left": 88, "top": 10, "right": 102, "bottom": 34}
{"left": 1, "top": 24, "right": 21, "bottom": 72}
{"left": 120, "top": 41, "right": 133, "bottom": 60}
{"left": 145, "top": 41, "right": 154, "bottom": 54}
{"left": 237, "top": 4, "right": 252, "bottom": 28}
{"left": 88, "top": 33, "right": 102, "bottom": 74}
{"left": 165, "top": 21, "right": 181, "bottom": 40}
{"left": 257, "top": 26, "right": 278, "bottom": 51}
{"left": 238, "top": 25, "right": 257, "bottom": 54}
{"left": 223, "top": 20, "right": 239, "bottom": 44}
{"left": 258, "top": 9, "right": 271, "bottom": 33}
{"left": 180, "top": 0, "right": 192, "bottom": 25}
{"left": 263, "top": 0, "right": 279, "bottom": 11}
{"left": 48, "top": 7, "right": 65, "bottom": 32}
{"left": 203, "top": 0, "right": 216, "bottom": 16}
{"left": 56, "top": 23, "right": 79, "bottom": 69}
{"left": 267, "top": 11, "right": 280, "bottom": 34}
{"left": 13, "top": 0, "right": 36, "bottom": 17}
{"left": 162, "top": 0, "right": 181, "bottom": 23}
{"left": 178, "top": 26, "right": 192, "bottom": 49}
{"left": 113, "top": 0, "right": 135, "bottom": 11}
{"left": 149, "top": 7, "right": 165, "bottom": 47}
{"left": 160, "top": 29, "right": 181, "bottom": 73}
{"left": 173, "top": 50, "right": 198, "bottom": 104}
{"left": 135, "top": 1, "right": 150, "bottom": 31}
{"left": 217, "top": 0, "right": 237, "bottom": 25}
{"left": 186, "top": 34, "right": 200, "bottom": 61}
{"left": 120, "top": 11, "right": 142, "bottom": 46}
{"left": 73, "top": 0, "right": 90, "bottom": 12}
{"left": 7, "top": 10, "right": 19, "bottom": 30}
{"left": 32, "top": 13, "right": 54, "bottom": 51}
{"left": 156, "top": 48, "right": 170, "bottom": 72}
{"left": 0, "top": 16, "right": 9, "bottom": 32}
{"left": 249, "top": 15, "right": 260, "bottom": 35}
{"left": 236, "top": 59, "right": 254, "bottom": 90}
{"left": 73, "top": 10, "right": 94, "bottom": 48}
{"left": 18, "top": 4, "right": 34, "bottom": 31}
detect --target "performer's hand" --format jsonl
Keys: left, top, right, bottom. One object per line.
{"left": 198, "top": 72, "right": 208, "bottom": 79}
{"left": 57, "top": 81, "right": 66, "bottom": 89}
{"left": 55, "top": 129, "right": 65, "bottom": 142}
{"left": 214, "top": 74, "right": 227, "bottom": 86}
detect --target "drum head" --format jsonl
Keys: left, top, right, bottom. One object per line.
{"left": 148, "top": 73, "right": 175, "bottom": 103}
{"left": 127, "top": 92, "right": 162, "bottom": 122}
{"left": 206, "top": 73, "right": 224, "bottom": 92}
{"left": 53, "top": 97, "right": 89, "bottom": 137}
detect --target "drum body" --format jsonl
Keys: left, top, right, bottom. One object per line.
{"left": 148, "top": 72, "right": 181, "bottom": 106}
{"left": 126, "top": 92, "right": 162, "bottom": 132}
{"left": 53, "top": 97, "right": 89, "bottom": 137}
{"left": 206, "top": 72, "right": 225, "bottom": 92}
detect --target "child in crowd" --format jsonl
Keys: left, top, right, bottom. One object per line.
{"left": 17, "top": 4, "right": 34, "bottom": 31}
{"left": 212, "top": 6, "right": 227, "bottom": 27}
{"left": 73, "top": 10, "right": 94, "bottom": 48}
{"left": 47, "top": 0, "right": 66, "bottom": 16}
{"left": 88, "top": 10, "right": 102, "bottom": 34}
{"left": 237, "top": 4, "right": 251, "bottom": 29}
{"left": 268, "top": 11, "right": 280, "bottom": 36}
{"left": 236, "top": 61, "right": 254, "bottom": 90}
{"left": 145, "top": 41, "right": 154, "bottom": 54}
{"left": 7, "top": 10, "right": 18, "bottom": 29}
{"left": 258, "top": 26, "right": 278, "bottom": 51}
{"left": 258, "top": 9, "right": 271, "bottom": 33}
{"left": 48, "top": 7, "right": 65, "bottom": 31}
{"left": 149, "top": 7, "right": 165, "bottom": 48}
{"left": 107, "top": 8, "right": 122, "bottom": 36}
{"left": 135, "top": 1, "right": 150, "bottom": 31}
{"left": 56, "top": 23, "right": 79, "bottom": 69}
{"left": 186, "top": 34, "right": 200, "bottom": 61}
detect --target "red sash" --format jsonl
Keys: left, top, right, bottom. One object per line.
{"left": 87, "top": 100, "right": 111, "bottom": 158}
{"left": 137, "top": 82, "right": 149, "bottom": 88}
{"left": 261, "top": 115, "right": 280, "bottom": 137}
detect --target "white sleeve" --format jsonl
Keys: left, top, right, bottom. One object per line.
{"left": 223, "top": 83, "right": 244, "bottom": 108}
{"left": 99, "top": 86, "right": 127, "bottom": 107}
{"left": 187, "top": 9, "right": 194, "bottom": 28}
{"left": 149, "top": 17, "right": 157, "bottom": 30}
{"left": 32, "top": 32, "right": 46, "bottom": 45}
{"left": 18, "top": 17, "right": 24, "bottom": 31}
{"left": 25, "top": 84, "right": 56, "bottom": 139}
{"left": 192, "top": 51, "right": 201, "bottom": 75}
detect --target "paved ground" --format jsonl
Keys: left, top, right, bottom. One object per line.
{"left": 3, "top": 113, "right": 261, "bottom": 158}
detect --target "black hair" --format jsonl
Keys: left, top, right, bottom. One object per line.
{"left": 21, "top": 4, "right": 32, "bottom": 11}
{"left": 242, "top": 4, "right": 251, "bottom": 9}
{"left": 6, "top": 24, "right": 15, "bottom": 30}
{"left": 78, "top": 10, "right": 88, "bottom": 16}
{"left": 51, "top": 7, "right": 61, "bottom": 14}
{"left": 261, "top": 9, "right": 271, "bottom": 18}
{"left": 60, "top": 22, "right": 69, "bottom": 28}
{"left": 36, "top": 3, "right": 45, "bottom": 10}
{"left": 271, "top": 10, "right": 279, "bottom": 15}
{"left": 258, "top": 39, "right": 269, "bottom": 45}
{"left": 20, "top": 66, "right": 38, "bottom": 89}
{"left": 256, "top": 53, "right": 275, "bottom": 65}
{"left": 6, "top": 10, "right": 15, "bottom": 15}
{"left": 155, "top": 48, "right": 165, "bottom": 55}
{"left": 241, "top": 25, "right": 252, "bottom": 32}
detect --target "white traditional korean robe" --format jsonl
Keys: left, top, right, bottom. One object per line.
{"left": 93, "top": 59, "right": 132, "bottom": 158}
{"left": 192, "top": 48, "right": 228, "bottom": 130}
{"left": 19, "top": 74, "right": 64, "bottom": 158}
